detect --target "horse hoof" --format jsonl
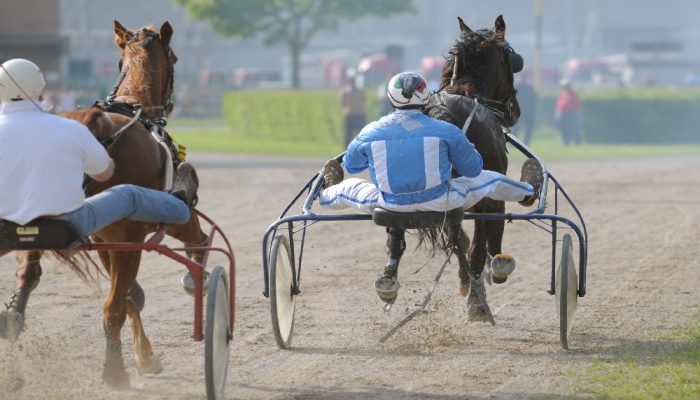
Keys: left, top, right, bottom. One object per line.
{"left": 102, "top": 368, "right": 131, "bottom": 389}
{"left": 491, "top": 254, "right": 516, "bottom": 284}
{"left": 459, "top": 281, "right": 469, "bottom": 296}
{"left": 181, "top": 270, "right": 210, "bottom": 297}
{"left": 0, "top": 310, "right": 25, "bottom": 341}
{"left": 136, "top": 353, "right": 163, "bottom": 375}
{"left": 375, "top": 276, "right": 400, "bottom": 303}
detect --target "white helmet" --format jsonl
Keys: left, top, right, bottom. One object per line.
{"left": 0, "top": 59, "right": 46, "bottom": 102}
{"left": 387, "top": 72, "right": 430, "bottom": 108}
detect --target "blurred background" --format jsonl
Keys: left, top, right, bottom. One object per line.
{"left": 2, "top": 0, "right": 700, "bottom": 157}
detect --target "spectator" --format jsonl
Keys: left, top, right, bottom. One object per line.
{"left": 512, "top": 74, "right": 536, "bottom": 145}
{"left": 340, "top": 75, "right": 366, "bottom": 146}
{"left": 555, "top": 79, "right": 583, "bottom": 146}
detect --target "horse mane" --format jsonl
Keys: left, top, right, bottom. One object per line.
{"left": 439, "top": 28, "right": 501, "bottom": 96}
{"left": 114, "top": 31, "right": 153, "bottom": 106}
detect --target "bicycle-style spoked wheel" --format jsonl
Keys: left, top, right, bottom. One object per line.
{"left": 269, "top": 235, "right": 297, "bottom": 349}
{"left": 555, "top": 234, "right": 578, "bottom": 350}
{"left": 205, "top": 266, "right": 231, "bottom": 400}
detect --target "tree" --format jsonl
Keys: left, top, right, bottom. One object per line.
{"left": 176, "top": 0, "right": 416, "bottom": 88}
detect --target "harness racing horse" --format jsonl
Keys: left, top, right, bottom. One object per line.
{"left": 3, "top": 21, "right": 209, "bottom": 388}
{"left": 422, "top": 15, "right": 521, "bottom": 320}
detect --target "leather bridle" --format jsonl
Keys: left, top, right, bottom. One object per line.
{"left": 445, "top": 43, "right": 519, "bottom": 124}
{"left": 106, "top": 28, "right": 175, "bottom": 118}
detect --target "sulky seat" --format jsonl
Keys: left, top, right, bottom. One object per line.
{"left": 372, "top": 207, "right": 465, "bottom": 229}
{"left": 0, "top": 219, "right": 87, "bottom": 250}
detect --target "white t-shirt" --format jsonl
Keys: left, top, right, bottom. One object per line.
{"left": 0, "top": 100, "right": 109, "bottom": 224}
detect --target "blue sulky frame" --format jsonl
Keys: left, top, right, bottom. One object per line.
{"left": 261, "top": 133, "right": 588, "bottom": 301}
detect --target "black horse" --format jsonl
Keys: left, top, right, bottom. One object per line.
{"left": 422, "top": 15, "right": 522, "bottom": 320}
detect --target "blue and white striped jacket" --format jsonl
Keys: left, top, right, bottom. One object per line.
{"left": 343, "top": 109, "right": 483, "bottom": 205}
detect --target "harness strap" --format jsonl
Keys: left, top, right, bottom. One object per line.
{"left": 150, "top": 125, "right": 174, "bottom": 191}
{"left": 101, "top": 106, "right": 142, "bottom": 149}
{"left": 462, "top": 98, "right": 479, "bottom": 135}
{"left": 105, "top": 65, "right": 129, "bottom": 103}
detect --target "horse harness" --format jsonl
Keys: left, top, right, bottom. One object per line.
{"left": 82, "top": 28, "right": 184, "bottom": 191}
{"left": 444, "top": 41, "right": 520, "bottom": 127}
{"left": 97, "top": 26, "right": 183, "bottom": 158}
{"left": 107, "top": 28, "right": 175, "bottom": 117}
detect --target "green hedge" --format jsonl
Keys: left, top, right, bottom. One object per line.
{"left": 532, "top": 88, "right": 700, "bottom": 144}
{"left": 223, "top": 88, "right": 700, "bottom": 146}
{"left": 222, "top": 89, "right": 385, "bottom": 146}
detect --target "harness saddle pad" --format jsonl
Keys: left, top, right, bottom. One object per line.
{"left": 0, "top": 219, "right": 86, "bottom": 250}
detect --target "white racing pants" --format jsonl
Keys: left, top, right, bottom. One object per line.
{"left": 319, "top": 170, "right": 534, "bottom": 213}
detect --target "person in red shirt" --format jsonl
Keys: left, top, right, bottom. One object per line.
{"left": 555, "top": 79, "right": 583, "bottom": 145}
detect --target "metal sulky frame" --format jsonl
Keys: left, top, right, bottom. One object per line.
{"left": 0, "top": 209, "right": 235, "bottom": 400}
{"left": 261, "top": 133, "right": 588, "bottom": 350}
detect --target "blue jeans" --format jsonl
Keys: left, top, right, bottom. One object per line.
{"left": 55, "top": 184, "right": 190, "bottom": 237}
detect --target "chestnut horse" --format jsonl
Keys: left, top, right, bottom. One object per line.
{"left": 423, "top": 15, "right": 521, "bottom": 320}
{"left": 8, "top": 21, "right": 208, "bottom": 387}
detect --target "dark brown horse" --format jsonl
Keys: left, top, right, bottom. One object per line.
{"left": 7, "top": 21, "right": 208, "bottom": 388}
{"left": 423, "top": 15, "right": 521, "bottom": 320}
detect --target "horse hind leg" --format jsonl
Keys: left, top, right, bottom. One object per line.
{"left": 454, "top": 227, "right": 471, "bottom": 296}
{"left": 1, "top": 250, "right": 43, "bottom": 340}
{"left": 97, "top": 244, "right": 145, "bottom": 312}
{"left": 126, "top": 300, "right": 162, "bottom": 375}
{"left": 465, "top": 217, "right": 496, "bottom": 323}
{"left": 102, "top": 249, "right": 161, "bottom": 388}
{"left": 375, "top": 228, "right": 405, "bottom": 305}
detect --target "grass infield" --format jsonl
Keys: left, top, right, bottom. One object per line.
{"left": 170, "top": 122, "right": 700, "bottom": 161}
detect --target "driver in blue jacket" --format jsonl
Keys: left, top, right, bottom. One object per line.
{"left": 320, "top": 71, "right": 541, "bottom": 214}
{"left": 319, "top": 72, "right": 542, "bottom": 296}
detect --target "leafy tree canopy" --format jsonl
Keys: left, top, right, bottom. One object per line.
{"left": 176, "top": 0, "right": 415, "bottom": 47}
{"left": 176, "top": 0, "right": 416, "bottom": 87}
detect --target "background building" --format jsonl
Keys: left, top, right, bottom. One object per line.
{"left": 0, "top": 0, "right": 66, "bottom": 88}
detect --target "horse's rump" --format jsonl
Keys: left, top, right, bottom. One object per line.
{"left": 62, "top": 107, "right": 168, "bottom": 193}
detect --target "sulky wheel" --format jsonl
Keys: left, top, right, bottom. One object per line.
{"left": 555, "top": 234, "right": 578, "bottom": 350}
{"left": 269, "top": 235, "right": 297, "bottom": 349}
{"left": 205, "top": 266, "right": 231, "bottom": 400}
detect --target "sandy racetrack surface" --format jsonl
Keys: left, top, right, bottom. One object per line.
{"left": 1, "top": 153, "right": 699, "bottom": 399}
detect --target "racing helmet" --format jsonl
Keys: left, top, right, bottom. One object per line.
{"left": 0, "top": 59, "right": 46, "bottom": 102}
{"left": 387, "top": 72, "right": 430, "bottom": 108}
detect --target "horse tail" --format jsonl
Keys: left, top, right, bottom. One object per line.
{"left": 50, "top": 250, "right": 107, "bottom": 288}
{"left": 415, "top": 227, "right": 452, "bottom": 258}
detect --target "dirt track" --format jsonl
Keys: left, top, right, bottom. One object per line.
{"left": 1, "top": 153, "right": 699, "bottom": 399}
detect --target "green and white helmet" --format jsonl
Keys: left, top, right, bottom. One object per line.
{"left": 387, "top": 72, "right": 430, "bottom": 108}
{"left": 0, "top": 59, "right": 46, "bottom": 102}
